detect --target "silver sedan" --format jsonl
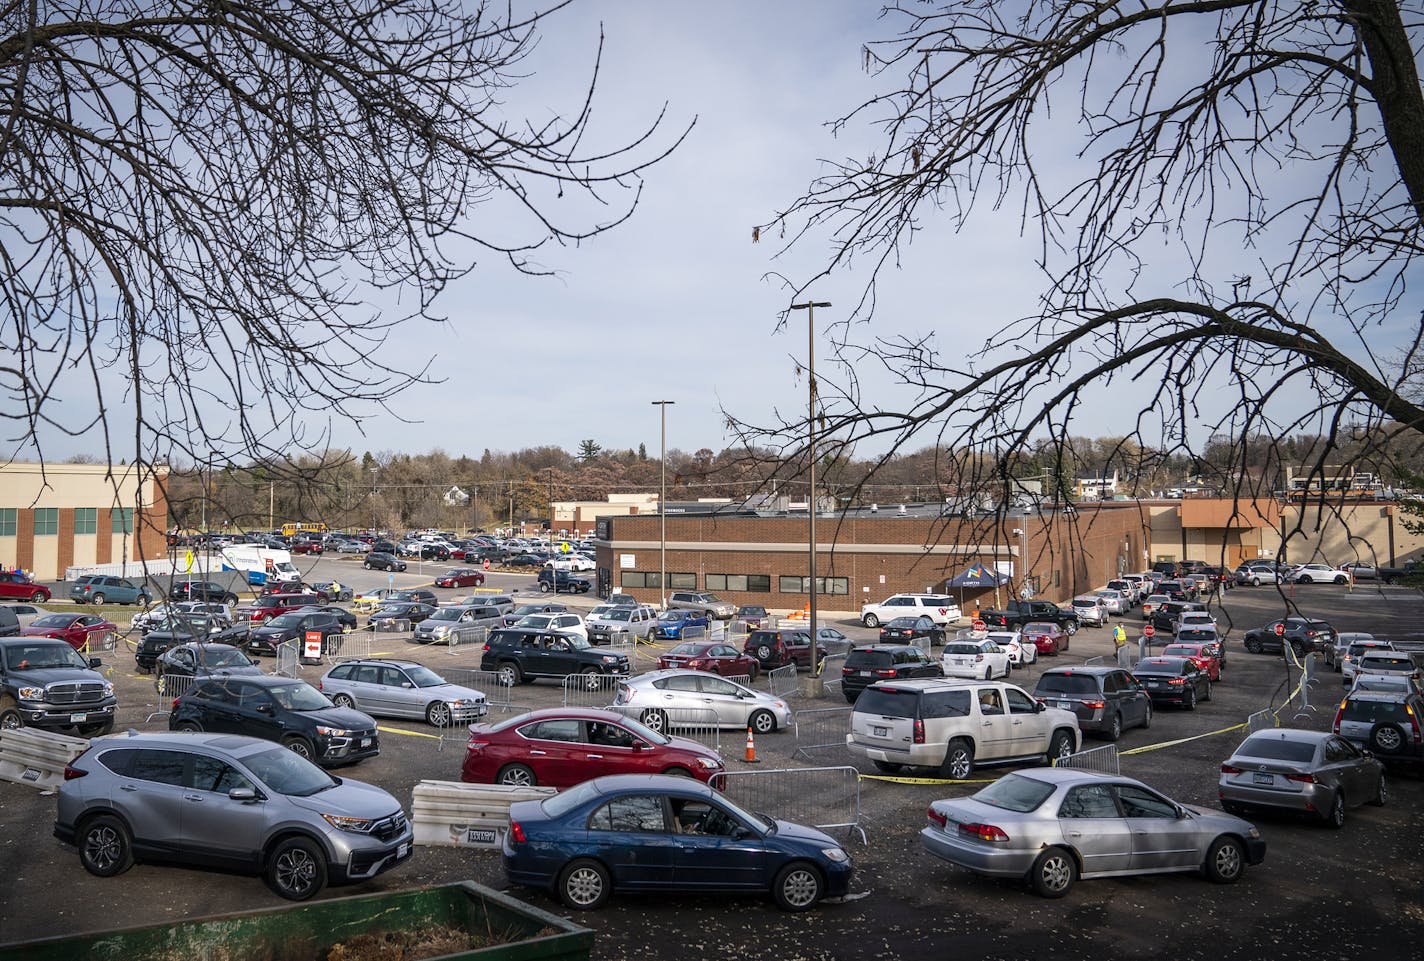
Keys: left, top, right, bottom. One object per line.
{"left": 921, "top": 768, "right": 1265, "bottom": 897}
{"left": 611, "top": 669, "right": 793, "bottom": 735}
{"left": 1218, "top": 729, "right": 1385, "bottom": 827}
{"left": 319, "top": 659, "right": 487, "bottom": 727}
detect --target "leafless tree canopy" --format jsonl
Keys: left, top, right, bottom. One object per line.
{"left": 749, "top": 0, "right": 1424, "bottom": 519}
{"left": 0, "top": 0, "right": 684, "bottom": 478}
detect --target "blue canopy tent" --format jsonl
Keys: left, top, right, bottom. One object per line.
{"left": 945, "top": 562, "right": 1011, "bottom": 610}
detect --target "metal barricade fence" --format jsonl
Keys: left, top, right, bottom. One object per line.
{"left": 710, "top": 767, "right": 866, "bottom": 844}
{"left": 814, "top": 654, "right": 848, "bottom": 700}
{"left": 912, "top": 634, "right": 932, "bottom": 654}
{"left": 1247, "top": 707, "right": 1279, "bottom": 733}
{"left": 272, "top": 640, "right": 299, "bottom": 678}
{"left": 726, "top": 673, "right": 753, "bottom": 689}
{"left": 766, "top": 664, "right": 799, "bottom": 698}
{"left": 792, "top": 706, "right": 852, "bottom": 759}
{"left": 642, "top": 706, "right": 722, "bottom": 755}
{"left": 606, "top": 636, "right": 637, "bottom": 662}
{"left": 79, "top": 630, "right": 117, "bottom": 656}
{"left": 680, "top": 625, "right": 708, "bottom": 642}
{"left": 1116, "top": 646, "right": 1139, "bottom": 670}
{"left": 330, "top": 630, "right": 374, "bottom": 662}
{"left": 444, "top": 668, "right": 520, "bottom": 713}
{"left": 371, "top": 618, "right": 412, "bottom": 634}
{"left": 561, "top": 673, "right": 628, "bottom": 709}
{"left": 446, "top": 624, "right": 488, "bottom": 654}
{"left": 1053, "top": 743, "right": 1121, "bottom": 775}
{"left": 147, "top": 673, "right": 198, "bottom": 721}
{"left": 1082, "top": 655, "right": 1106, "bottom": 667}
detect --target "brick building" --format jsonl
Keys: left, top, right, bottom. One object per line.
{"left": 0, "top": 462, "right": 170, "bottom": 581}
{"left": 593, "top": 504, "right": 1149, "bottom": 615}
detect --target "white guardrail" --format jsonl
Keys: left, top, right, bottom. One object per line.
{"left": 0, "top": 728, "right": 92, "bottom": 792}
{"left": 411, "top": 780, "right": 556, "bottom": 849}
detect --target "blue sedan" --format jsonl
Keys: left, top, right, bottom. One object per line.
{"left": 649, "top": 610, "right": 709, "bottom": 641}
{"left": 503, "top": 774, "right": 853, "bottom": 911}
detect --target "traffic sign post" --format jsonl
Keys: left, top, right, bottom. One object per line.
{"left": 1140, "top": 622, "right": 1154, "bottom": 660}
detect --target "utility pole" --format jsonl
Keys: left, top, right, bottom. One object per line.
{"left": 651, "top": 400, "right": 675, "bottom": 608}
{"left": 791, "top": 301, "right": 830, "bottom": 641}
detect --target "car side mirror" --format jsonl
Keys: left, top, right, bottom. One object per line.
{"left": 88, "top": 658, "right": 102, "bottom": 668}
{"left": 1034, "top": 701, "right": 1045, "bottom": 713}
{"left": 228, "top": 787, "right": 257, "bottom": 802}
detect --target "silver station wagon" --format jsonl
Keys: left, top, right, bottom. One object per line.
{"left": 319, "top": 659, "right": 487, "bottom": 727}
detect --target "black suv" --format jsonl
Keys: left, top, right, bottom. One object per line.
{"left": 169, "top": 675, "right": 379, "bottom": 765}
{"left": 1032, "top": 665, "right": 1152, "bottom": 741}
{"left": 537, "top": 569, "right": 591, "bottom": 594}
{"left": 167, "top": 580, "right": 240, "bottom": 604}
{"left": 743, "top": 628, "right": 828, "bottom": 671}
{"left": 840, "top": 645, "right": 942, "bottom": 703}
{"left": 135, "top": 613, "right": 230, "bottom": 673}
{"left": 364, "top": 552, "right": 407, "bottom": 573}
{"left": 1148, "top": 600, "right": 1204, "bottom": 635}
{"left": 245, "top": 610, "right": 346, "bottom": 657}
{"left": 0, "top": 637, "right": 116, "bottom": 736}
{"left": 1242, "top": 617, "right": 1336, "bottom": 656}
{"left": 479, "top": 628, "right": 630, "bottom": 687}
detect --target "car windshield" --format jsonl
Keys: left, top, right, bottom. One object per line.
{"left": 406, "top": 665, "right": 447, "bottom": 687}
{"left": 30, "top": 614, "right": 76, "bottom": 629}
{"left": 242, "top": 746, "right": 337, "bottom": 797}
{"left": 971, "top": 773, "right": 1056, "bottom": 812}
{"left": 1235, "top": 736, "right": 1317, "bottom": 763}
{"left": 268, "top": 682, "right": 332, "bottom": 711}
{"left": 658, "top": 611, "right": 684, "bottom": 622}
{"left": 1035, "top": 674, "right": 1099, "bottom": 695}
{"left": 4, "top": 643, "right": 89, "bottom": 670}
{"left": 605, "top": 610, "right": 631, "bottom": 622}
{"left": 198, "top": 647, "right": 253, "bottom": 668}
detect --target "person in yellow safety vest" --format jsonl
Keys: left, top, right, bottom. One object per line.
{"left": 1112, "top": 623, "right": 1128, "bottom": 650}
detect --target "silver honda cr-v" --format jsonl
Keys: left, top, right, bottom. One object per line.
{"left": 54, "top": 730, "right": 412, "bottom": 900}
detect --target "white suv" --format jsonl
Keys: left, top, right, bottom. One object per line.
{"left": 847, "top": 678, "right": 1079, "bottom": 778}
{"left": 586, "top": 604, "right": 659, "bottom": 645}
{"left": 860, "top": 594, "right": 962, "bottom": 628}
{"left": 1070, "top": 596, "right": 1108, "bottom": 627}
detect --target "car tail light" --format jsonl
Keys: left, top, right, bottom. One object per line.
{"left": 63, "top": 762, "right": 87, "bottom": 779}
{"left": 508, "top": 820, "right": 527, "bottom": 844}
{"left": 1332, "top": 700, "right": 1345, "bottom": 734}
{"left": 466, "top": 738, "right": 488, "bottom": 755}
{"left": 842, "top": 666, "right": 854, "bottom": 676}
{"left": 913, "top": 719, "right": 925, "bottom": 744}
{"left": 958, "top": 822, "right": 1009, "bottom": 842}
{"left": 1220, "top": 763, "right": 1243, "bottom": 775}
{"left": 482, "top": 644, "right": 491, "bottom": 652}
{"left": 875, "top": 668, "right": 897, "bottom": 677}
{"left": 1285, "top": 772, "right": 1316, "bottom": 784}
{"left": 1408, "top": 704, "right": 1423, "bottom": 743}
{"left": 1167, "top": 678, "right": 1186, "bottom": 686}
{"left": 974, "top": 654, "right": 984, "bottom": 662}
{"left": 1084, "top": 700, "right": 1105, "bottom": 710}
{"left": 926, "top": 807, "right": 947, "bottom": 828}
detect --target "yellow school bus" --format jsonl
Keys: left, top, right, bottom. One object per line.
{"left": 280, "top": 521, "right": 329, "bottom": 538}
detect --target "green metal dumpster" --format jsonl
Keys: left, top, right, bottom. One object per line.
{"left": 2, "top": 881, "right": 593, "bottom": 961}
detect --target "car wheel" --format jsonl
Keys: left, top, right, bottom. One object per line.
{"left": 755, "top": 644, "right": 773, "bottom": 663}
{"left": 1046, "top": 730, "right": 1075, "bottom": 765}
{"left": 91, "top": 593, "right": 105, "bottom": 605}
{"left": 750, "top": 709, "right": 776, "bottom": 735}
{"left": 1063, "top": 621, "right": 1078, "bottom": 636}
{"left": 539, "top": 582, "right": 550, "bottom": 593}
{"left": 426, "top": 702, "right": 453, "bottom": 727}
{"left": 1371, "top": 771, "right": 1387, "bottom": 807}
{"left": 1183, "top": 687, "right": 1197, "bottom": 711}
{"left": 580, "top": 668, "right": 602, "bottom": 691}
{"left": 861, "top": 613, "right": 880, "bottom": 628}
{"left": 983, "top": 666, "right": 992, "bottom": 680}
{"left": 266, "top": 837, "right": 328, "bottom": 901}
{"left": 32, "top": 589, "right": 50, "bottom": 603}
{"left": 554, "top": 858, "right": 613, "bottom": 914}
{"left": 283, "top": 735, "right": 316, "bottom": 760}
{"left": 639, "top": 709, "right": 668, "bottom": 733}
{"left": 1299, "top": 575, "right": 1313, "bottom": 584}
{"left": 497, "top": 763, "right": 536, "bottom": 787}
{"left": 364, "top": 562, "right": 372, "bottom": 570}
{"left": 1028, "top": 847, "right": 1077, "bottom": 898}
{"left": 772, "top": 862, "right": 824, "bottom": 912}
{"left": 1203, "top": 836, "right": 1245, "bottom": 884}
{"left": 872, "top": 759, "right": 902, "bottom": 773}
{"left": 1244, "top": 636, "right": 1262, "bottom": 655}
{"left": 1250, "top": 576, "right": 1261, "bottom": 586}
{"left": 1334, "top": 575, "right": 1347, "bottom": 584}
{"left": 1105, "top": 712, "right": 1122, "bottom": 742}
{"left": 79, "top": 814, "right": 134, "bottom": 877}
{"left": 0, "top": 706, "right": 23, "bottom": 730}
{"left": 941, "top": 738, "right": 974, "bottom": 780}
{"left": 1322, "top": 791, "right": 1346, "bottom": 829}
{"left": 1370, "top": 722, "right": 1406, "bottom": 754}
{"left": 496, "top": 663, "right": 521, "bottom": 687}
{"left": 1141, "top": 702, "right": 1152, "bottom": 729}
{"left": 175, "top": 720, "right": 202, "bottom": 732}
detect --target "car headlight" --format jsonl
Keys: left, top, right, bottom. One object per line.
{"left": 321, "top": 813, "right": 374, "bottom": 834}
{"left": 315, "top": 726, "right": 352, "bottom": 737}
{"left": 17, "top": 686, "right": 43, "bottom": 701}
{"left": 432, "top": 626, "right": 451, "bottom": 636}
{"left": 821, "top": 847, "right": 849, "bottom": 862}
{"left": 772, "top": 701, "right": 788, "bottom": 710}
{"left": 102, "top": 682, "right": 114, "bottom": 697}
{"left": 696, "top": 757, "right": 721, "bottom": 770}
{"left": 601, "top": 656, "right": 617, "bottom": 663}
{"left": 1247, "top": 826, "right": 1261, "bottom": 839}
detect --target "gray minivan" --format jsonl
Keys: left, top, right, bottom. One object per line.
{"left": 69, "top": 575, "right": 151, "bottom": 606}
{"left": 411, "top": 605, "right": 503, "bottom": 645}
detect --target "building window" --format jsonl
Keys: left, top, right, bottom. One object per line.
{"left": 669, "top": 572, "right": 697, "bottom": 590}
{"left": 621, "top": 572, "right": 660, "bottom": 589}
{"left": 111, "top": 507, "right": 133, "bottom": 534}
{"left": 706, "top": 573, "right": 771, "bottom": 593}
{"left": 33, "top": 508, "right": 59, "bottom": 536}
{"left": 0, "top": 509, "right": 15, "bottom": 537}
{"left": 778, "top": 575, "right": 849, "bottom": 595}
{"left": 74, "top": 508, "right": 98, "bottom": 535}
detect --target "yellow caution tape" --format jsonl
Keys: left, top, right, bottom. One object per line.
{"left": 858, "top": 774, "right": 997, "bottom": 785}
{"left": 1119, "top": 721, "right": 1248, "bottom": 755}
{"left": 377, "top": 724, "right": 444, "bottom": 741}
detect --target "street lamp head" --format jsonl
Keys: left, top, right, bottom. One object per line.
{"left": 791, "top": 301, "right": 832, "bottom": 310}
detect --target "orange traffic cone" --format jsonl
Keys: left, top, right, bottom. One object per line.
{"left": 744, "top": 727, "right": 760, "bottom": 763}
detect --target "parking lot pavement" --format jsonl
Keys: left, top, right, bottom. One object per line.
{"left": 3, "top": 582, "right": 1424, "bottom": 959}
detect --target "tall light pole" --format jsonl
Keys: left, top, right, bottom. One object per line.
{"left": 792, "top": 301, "right": 830, "bottom": 638}
{"left": 651, "top": 400, "right": 675, "bottom": 608}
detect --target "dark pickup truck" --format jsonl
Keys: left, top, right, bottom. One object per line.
{"left": 1343, "top": 561, "right": 1420, "bottom": 584}
{"left": 979, "top": 600, "right": 1081, "bottom": 635}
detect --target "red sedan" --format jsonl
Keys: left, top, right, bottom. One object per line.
{"left": 1160, "top": 642, "right": 1222, "bottom": 680}
{"left": 22, "top": 613, "right": 118, "bottom": 651}
{"left": 461, "top": 708, "right": 724, "bottom": 788}
{"left": 291, "top": 541, "right": 324, "bottom": 555}
{"left": 1021, "top": 621, "right": 1069, "bottom": 656}
{"left": 435, "top": 568, "right": 486, "bottom": 589}
{"left": 657, "top": 641, "right": 760, "bottom": 680}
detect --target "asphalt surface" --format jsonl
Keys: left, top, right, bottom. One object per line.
{"left": 3, "top": 565, "right": 1423, "bottom": 960}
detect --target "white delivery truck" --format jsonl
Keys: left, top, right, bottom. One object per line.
{"left": 221, "top": 545, "right": 302, "bottom": 586}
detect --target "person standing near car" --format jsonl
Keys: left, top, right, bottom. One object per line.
{"left": 1112, "top": 623, "right": 1127, "bottom": 651}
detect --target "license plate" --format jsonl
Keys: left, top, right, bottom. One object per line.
{"left": 1057, "top": 701, "right": 1073, "bottom": 710}
{"left": 70, "top": 713, "right": 87, "bottom": 723}
{"left": 360, "top": 738, "right": 373, "bottom": 748}
{"left": 953, "top": 658, "right": 967, "bottom": 666}
{"left": 859, "top": 670, "right": 872, "bottom": 677}
{"left": 465, "top": 828, "right": 497, "bottom": 845}
{"left": 397, "top": 842, "right": 410, "bottom": 857}
{"left": 1252, "top": 773, "right": 1273, "bottom": 785}
{"left": 873, "top": 725, "right": 888, "bottom": 737}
